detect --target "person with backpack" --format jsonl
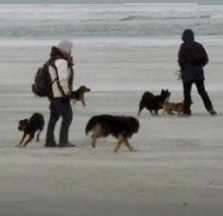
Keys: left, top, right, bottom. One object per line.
{"left": 44, "top": 39, "right": 75, "bottom": 147}
{"left": 178, "top": 29, "right": 217, "bottom": 116}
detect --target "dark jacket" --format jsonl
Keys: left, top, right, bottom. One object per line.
{"left": 178, "top": 29, "right": 209, "bottom": 82}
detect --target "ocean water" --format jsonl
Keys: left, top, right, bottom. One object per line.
{"left": 0, "top": 4, "right": 223, "bottom": 47}
{"left": 0, "top": 4, "right": 222, "bottom": 93}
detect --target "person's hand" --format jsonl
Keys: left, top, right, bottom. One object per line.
{"left": 63, "top": 92, "right": 71, "bottom": 102}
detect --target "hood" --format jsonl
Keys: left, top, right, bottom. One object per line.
{"left": 182, "top": 29, "right": 195, "bottom": 43}
{"left": 50, "top": 46, "right": 62, "bottom": 59}
{"left": 49, "top": 46, "right": 74, "bottom": 67}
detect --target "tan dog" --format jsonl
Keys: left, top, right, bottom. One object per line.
{"left": 163, "top": 101, "right": 184, "bottom": 115}
{"left": 71, "top": 86, "right": 91, "bottom": 107}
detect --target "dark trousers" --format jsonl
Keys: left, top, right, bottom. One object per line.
{"left": 183, "top": 80, "right": 213, "bottom": 114}
{"left": 46, "top": 98, "right": 73, "bottom": 145}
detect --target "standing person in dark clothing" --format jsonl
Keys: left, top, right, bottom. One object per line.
{"left": 45, "top": 39, "right": 75, "bottom": 147}
{"left": 178, "top": 29, "right": 217, "bottom": 116}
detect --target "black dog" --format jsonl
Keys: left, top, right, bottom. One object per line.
{"left": 138, "top": 89, "right": 171, "bottom": 116}
{"left": 16, "top": 113, "right": 44, "bottom": 148}
{"left": 85, "top": 115, "right": 140, "bottom": 153}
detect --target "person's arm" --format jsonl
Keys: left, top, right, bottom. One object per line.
{"left": 200, "top": 44, "right": 209, "bottom": 67}
{"left": 178, "top": 44, "right": 185, "bottom": 71}
{"left": 55, "top": 59, "right": 70, "bottom": 96}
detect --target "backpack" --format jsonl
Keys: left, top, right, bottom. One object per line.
{"left": 189, "top": 43, "right": 207, "bottom": 65}
{"left": 32, "top": 63, "right": 56, "bottom": 97}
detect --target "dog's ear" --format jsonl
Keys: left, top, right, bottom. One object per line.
{"left": 23, "top": 119, "right": 29, "bottom": 124}
{"left": 19, "top": 118, "right": 28, "bottom": 125}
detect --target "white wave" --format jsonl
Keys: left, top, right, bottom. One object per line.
{"left": 0, "top": 36, "right": 223, "bottom": 48}
{"left": 0, "top": 4, "right": 223, "bottom": 38}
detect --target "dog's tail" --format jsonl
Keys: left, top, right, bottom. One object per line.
{"left": 85, "top": 116, "right": 97, "bottom": 135}
{"left": 138, "top": 92, "right": 154, "bottom": 116}
{"left": 138, "top": 99, "right": 144, "bottom": 116}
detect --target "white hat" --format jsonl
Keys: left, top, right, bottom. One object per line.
{"left": 57, "top": 39, "right": 74, "bottom": 55}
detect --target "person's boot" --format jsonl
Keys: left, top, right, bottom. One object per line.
{"left": 180, "top": 109, "right": 192, "bottom": 117}
{"left": 180, "top": 112, "right": 192, "bottom": 117}
{"left": 44, "top": 141, "right": 57, "bottom": 147}
{"left": 58, "top": 142, "right": 75, "bottom": 147}
{"left": 208, "top": 109, "right": 217, "bottom": 116}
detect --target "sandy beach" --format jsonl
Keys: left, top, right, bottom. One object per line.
{"left": 0, "top": 41, "right": 223, "bottom": 216}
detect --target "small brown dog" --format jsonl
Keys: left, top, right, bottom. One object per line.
{"left": 16, "top": 113, "right": 44, "bottom": 147}
{"left": 71, "top": 85, "right": 91, "bottom": 107}
{"left": 163, "top": 101, "right": 184, "bottom": 115}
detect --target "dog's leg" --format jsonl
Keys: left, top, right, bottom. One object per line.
{"left": 91, "top": 131, "right": 100, "bottom": 148}
{"left": 91, "top": 126, "right": 102, "bottom": 148}
{"left": 149, "top": 110, "right": 154, "bottom": 116}
{"left": 162, "top": 108, "right": 166, "bottom": 115}
{"left": 91, "top": 134, "right": 97, "bottom": 149}
{"left": 22, "top": 134, "right": 34, "bottom": 148}
{"left": 81, "top": 96, "right": 86, "bottom": 107}
{"left": 36, "top": 130, "right": 42, "bottom": 142}
{"left": 167, "top": 111, "right": 175, "bottom": 116}
{"left": 114, "top": 136, "right": 124, "bottom": 153}
{"left": 16, "top": 132, "right": 27, "bottom": 147}
{"left": 177, "top": 110, "right": 184, "bottom": 116}
{"left": 123, "top": 138, "right": 136, "bottom": 152}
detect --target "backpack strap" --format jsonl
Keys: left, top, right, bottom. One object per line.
{"left": 42, "top": 63, "right": 57, "bottom": 86}
{"left": 49, "top": 62, "right": 66, "bottom": 97}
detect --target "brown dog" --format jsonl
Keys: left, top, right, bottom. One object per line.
{"left": 71, "top": 85, "right": 91, "bottom": 107}
{"left": 163, "top": 101, "right": 184, "bottom": 115}
{"left": 16, "top": 113, "right": 44, "bottom": 147}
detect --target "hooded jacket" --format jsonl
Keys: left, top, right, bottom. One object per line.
{"left": 48, "top": 46, "right": 74, "bottom": 98}
{"left": 178, "top": 29, "right": 209, "bottom": 82}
